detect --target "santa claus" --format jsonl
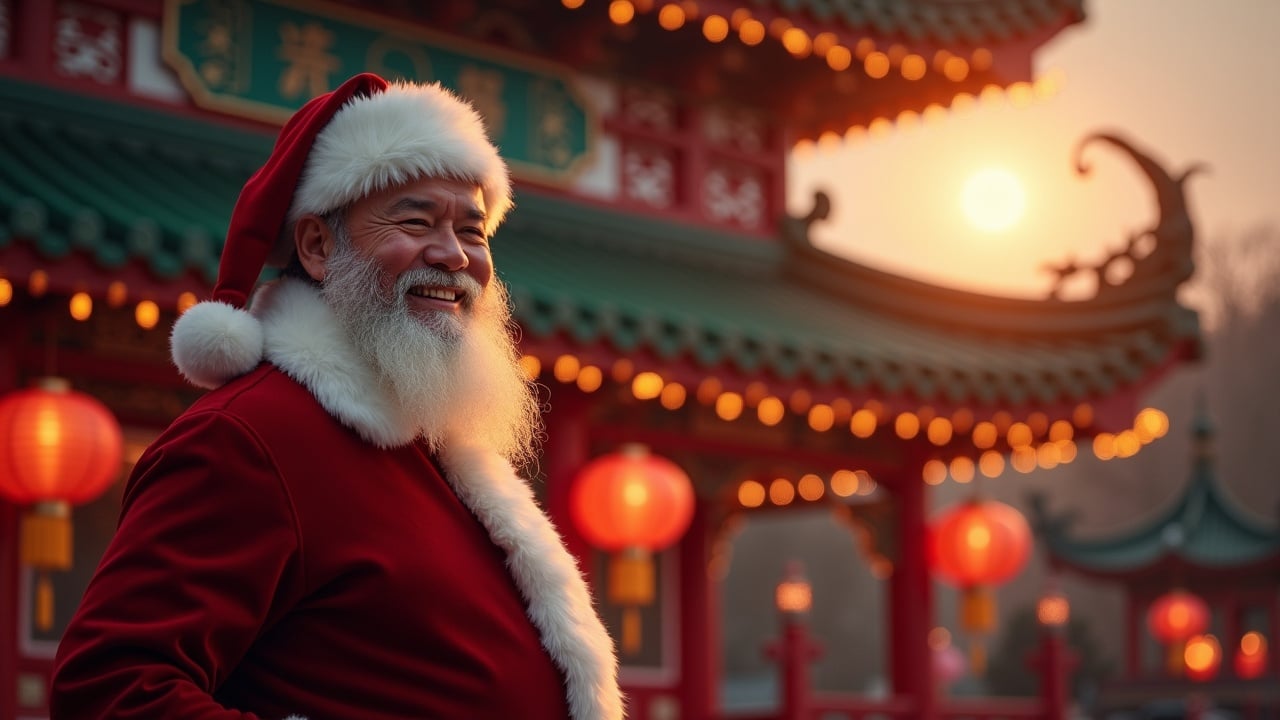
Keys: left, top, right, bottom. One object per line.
{"left": 51, "top": 73, "right": 622, "bottom": 720}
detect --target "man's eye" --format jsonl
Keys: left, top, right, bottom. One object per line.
{"left": 401, "top": 219, "right": 430, "bottom": 227}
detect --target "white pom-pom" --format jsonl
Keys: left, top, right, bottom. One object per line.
{"left": 170, "top": 301, "right": 265, "bottom": 389}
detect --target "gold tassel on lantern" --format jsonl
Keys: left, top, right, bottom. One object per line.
{"left": 960, "top": 585, "right": 996, "bottom": 676}
{"left": 1166, "top": 639, "right": 1187, "bottom": 676}
{"left": 608, "top": 547, "right": 655, "bottom": 655}
{"left": 21, "top": 501, "right": 73, "bottom": 631}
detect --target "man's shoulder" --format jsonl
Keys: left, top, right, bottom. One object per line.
{"left": 142, "top": 363, "right": 362, "bottom": 474}
{"left": 172, "top": 363, "right": 338, "bottom": 442}
{"left": 190, "top": 362, "right": 312, "bottom": 412}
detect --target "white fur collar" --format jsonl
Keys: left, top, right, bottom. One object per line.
{"left": 252, "top": 278, "right": 417, "bottom": 448}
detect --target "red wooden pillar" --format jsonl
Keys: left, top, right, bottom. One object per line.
{"left": 542, "top": 390, "right": 591, "bottom": 568}
{"left": 1029, "top": 626, "right": 1078, "bottom": 720}
{"left": 0, "top": 306, "right": 27, "bottom": 718}
{"left": 1124, "top": 591, "right": 1140, "bottom": 678}
{"left": 768, "top": 617, "right": 821, "bottom": 720}
{"left": 1270, "top": 595, "right": 1279, "bottom": 681}
{"left": 888, "top": 461, "right": 936, "bottom": 719}
{"left": 679, "top": 499, "right": 715, "bottom": 720}
{"left": 1223, "top": 594, "right": 1240, "bottom": 676}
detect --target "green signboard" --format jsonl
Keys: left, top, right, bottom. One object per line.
{"left": 162, "top": 0, "right": 594, "bottom": 184}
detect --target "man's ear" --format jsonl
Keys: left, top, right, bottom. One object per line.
{"left": 294, "top": 214, "right": 333, "bottom": 282}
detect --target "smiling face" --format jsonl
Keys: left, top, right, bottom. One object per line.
{"left": 342, "top": 175, "right": 493, "bottom": 322}
{"left": 297, "top": 177, "right": 539, "bottom": 465}
{"left": 296, "top": 174, "right": 494, "bottom": 330}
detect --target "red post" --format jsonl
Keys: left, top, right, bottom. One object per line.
{"left": 764, "top": 562, "right": 819, "bottom": 720}
{"left": 766, "top": 582, "right": 821, "bottom": 720}
{"left": 542, "top": 391, "right": 590, "bottom": 566}
{"left": 679, "top": 502, "right": 715, "bottom": 720}
{"left": 889, "top": 462, "right": 937, "bottom": 719}
{"left": 774, "top": 622, "right": 820, "bottom": 720}
{"left": 1124, "top": 590, "right": 1139, "bottom": 679}
{"left": 1028, "top": 623, "right": 1078, "bottom": 720}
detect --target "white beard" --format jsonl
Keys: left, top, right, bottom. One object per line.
{"left": 320, "top": 233, "right": 542, "bottom": 468}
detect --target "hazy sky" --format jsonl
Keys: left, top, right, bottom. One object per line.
{"left": 789, "top": 0, "right": 1280, "bottom": 299}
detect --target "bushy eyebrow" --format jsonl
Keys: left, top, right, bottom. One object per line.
{"left": 387, "top": 197, "right": 487, "bottom": 224}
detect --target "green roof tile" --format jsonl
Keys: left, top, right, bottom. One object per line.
{"left": 751, "top": 0, "right": 1084, "bottom": 43}
{"left": 1, "top": 79, "right": 1195, "bottom": 413}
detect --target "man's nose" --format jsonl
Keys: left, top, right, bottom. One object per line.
{"left": 422, "top": 229, "right": 468, "bottom": 271}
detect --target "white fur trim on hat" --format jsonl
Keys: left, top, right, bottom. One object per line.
{"left": 170, "top": 300, "right": 265, "bottom": 389}
{"left": 281, "top": 81, "right": 512, "bottom": 264}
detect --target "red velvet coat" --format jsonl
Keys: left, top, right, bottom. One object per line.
{"left": 51, "top": 280, "right": 621, "bottom": 720}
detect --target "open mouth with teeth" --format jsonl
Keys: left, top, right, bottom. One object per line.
{"left": 407, "top": 285, "right": 465, "bottom": 308}
{"left": 409, "top": 286, "right": 459, "bottom": 301}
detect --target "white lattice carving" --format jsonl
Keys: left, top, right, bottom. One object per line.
{"left": 624, "top": 146, "right": 675, "bottom": 208}
{"left": 704, "top": 167, "right": 764, "bottom": 229}
{"left": 622, "top": 86, "right": 677, "bottom": 131}
{"left": 0, "top": 0, "right": 10, "bottom": 60}
{"left": 54, "top": 2, "right": 122, "bottom": 84}
{"left": 702, "top": 106, "right": 765, "bottom": 153}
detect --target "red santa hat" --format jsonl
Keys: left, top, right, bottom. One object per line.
{"left": 171, "top": 72, "right": 513, "bottom": 389}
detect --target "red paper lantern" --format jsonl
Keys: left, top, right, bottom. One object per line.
{"left": 571, "top": 444, "right": 694, "bottom": 552}
{"left": 929, "top": 498, "right": 1032, "bottom": 676}
{"left": 1184, "top": 634, "right": 1222, "bottom": 682}
{"left": 1234, "top": 631, "right": 1268, "bottom": 680}
{"left": 570, "top": 444, "right": 694, "bottom": 654}
{"left": 0, "top": 377, "right": 123, "bottom": 630}
{"left": 930, "top": 499, "right": 1033, "bottom": 587}
{"left": 1146, "top": 590, "right": 1210, "bottom": 644}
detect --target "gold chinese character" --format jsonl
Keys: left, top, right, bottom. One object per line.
{"left": 277, "top": 22, "right": 341, "bottom": 99}
{"left": 458, "top": 65, "right": 506, "bottom": 139}
{"left": 532, "top": 79, "right": 573, "bottom": 168}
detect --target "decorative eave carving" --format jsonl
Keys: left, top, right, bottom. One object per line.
{"left": 783, "top": 131, "right": 1204, "bottom": 343}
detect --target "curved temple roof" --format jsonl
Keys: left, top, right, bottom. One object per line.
{"left": 0, "top": 78, "right": 1198, "bottom": 421}
{"left": 1033, "top": 413, "right": 1280, "bottom": 578}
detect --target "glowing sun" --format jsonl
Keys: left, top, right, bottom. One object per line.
{"left": 961, "top": 168, "right": 1026, "bottom": 232}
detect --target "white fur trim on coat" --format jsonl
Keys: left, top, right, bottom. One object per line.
{"left": 254, "top": 279, "right": 415, "bottom": 448}
{"left": 281, "top": 82, "right": 512, "bottom": 265}
{"left": 170, "top": 300, "right": 265, "bottom": 390}
{"left": 440, "top": 444, "right": 623, "bottom": 720}
{"left": 173, "top": 279, "right": 621, "bottom": 718}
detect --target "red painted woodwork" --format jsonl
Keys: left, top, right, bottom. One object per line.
{"left": 1025, "top": 627, "right": 1080, "bottom": 720}
{"left": 767, "top": 616, "right": 821, "bottom": 720}
{"left": 679, "top": 502, "right": 715, "bottom": 719}
{"left": 890, "top": 458, "right": 937, "bottom": 720}
{"left": 541, "top": 392, "right": 592, "bottom": 568}
{"left": 1146, "top": 590, "right": 1210, "bottom": 644}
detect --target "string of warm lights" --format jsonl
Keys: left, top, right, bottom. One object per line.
{"left": 562, "top": 0, "right": 1067, "bottom": 149}
{"left": 526, "top": 350, "right": 1173, "bottom": 490}
{"left": 0, "top": 272, "right": 197, "bottom": 330}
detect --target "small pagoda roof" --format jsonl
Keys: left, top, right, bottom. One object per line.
{"left": 1033, "top": 413, "right": 1280, "bottom": 579}
{"left": 0, "top": 78, "right": 1200, "bottom": 423}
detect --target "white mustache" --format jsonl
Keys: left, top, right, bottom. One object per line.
{"left": 393, "top": 268, "right": 484, "bottom": 309}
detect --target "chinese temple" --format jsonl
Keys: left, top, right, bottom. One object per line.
{"left": 0, "top": 1, "right": 1204, "bottom": 719}
{"left": 1035, "top": 409, "right": 1280, "bottom": 716}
